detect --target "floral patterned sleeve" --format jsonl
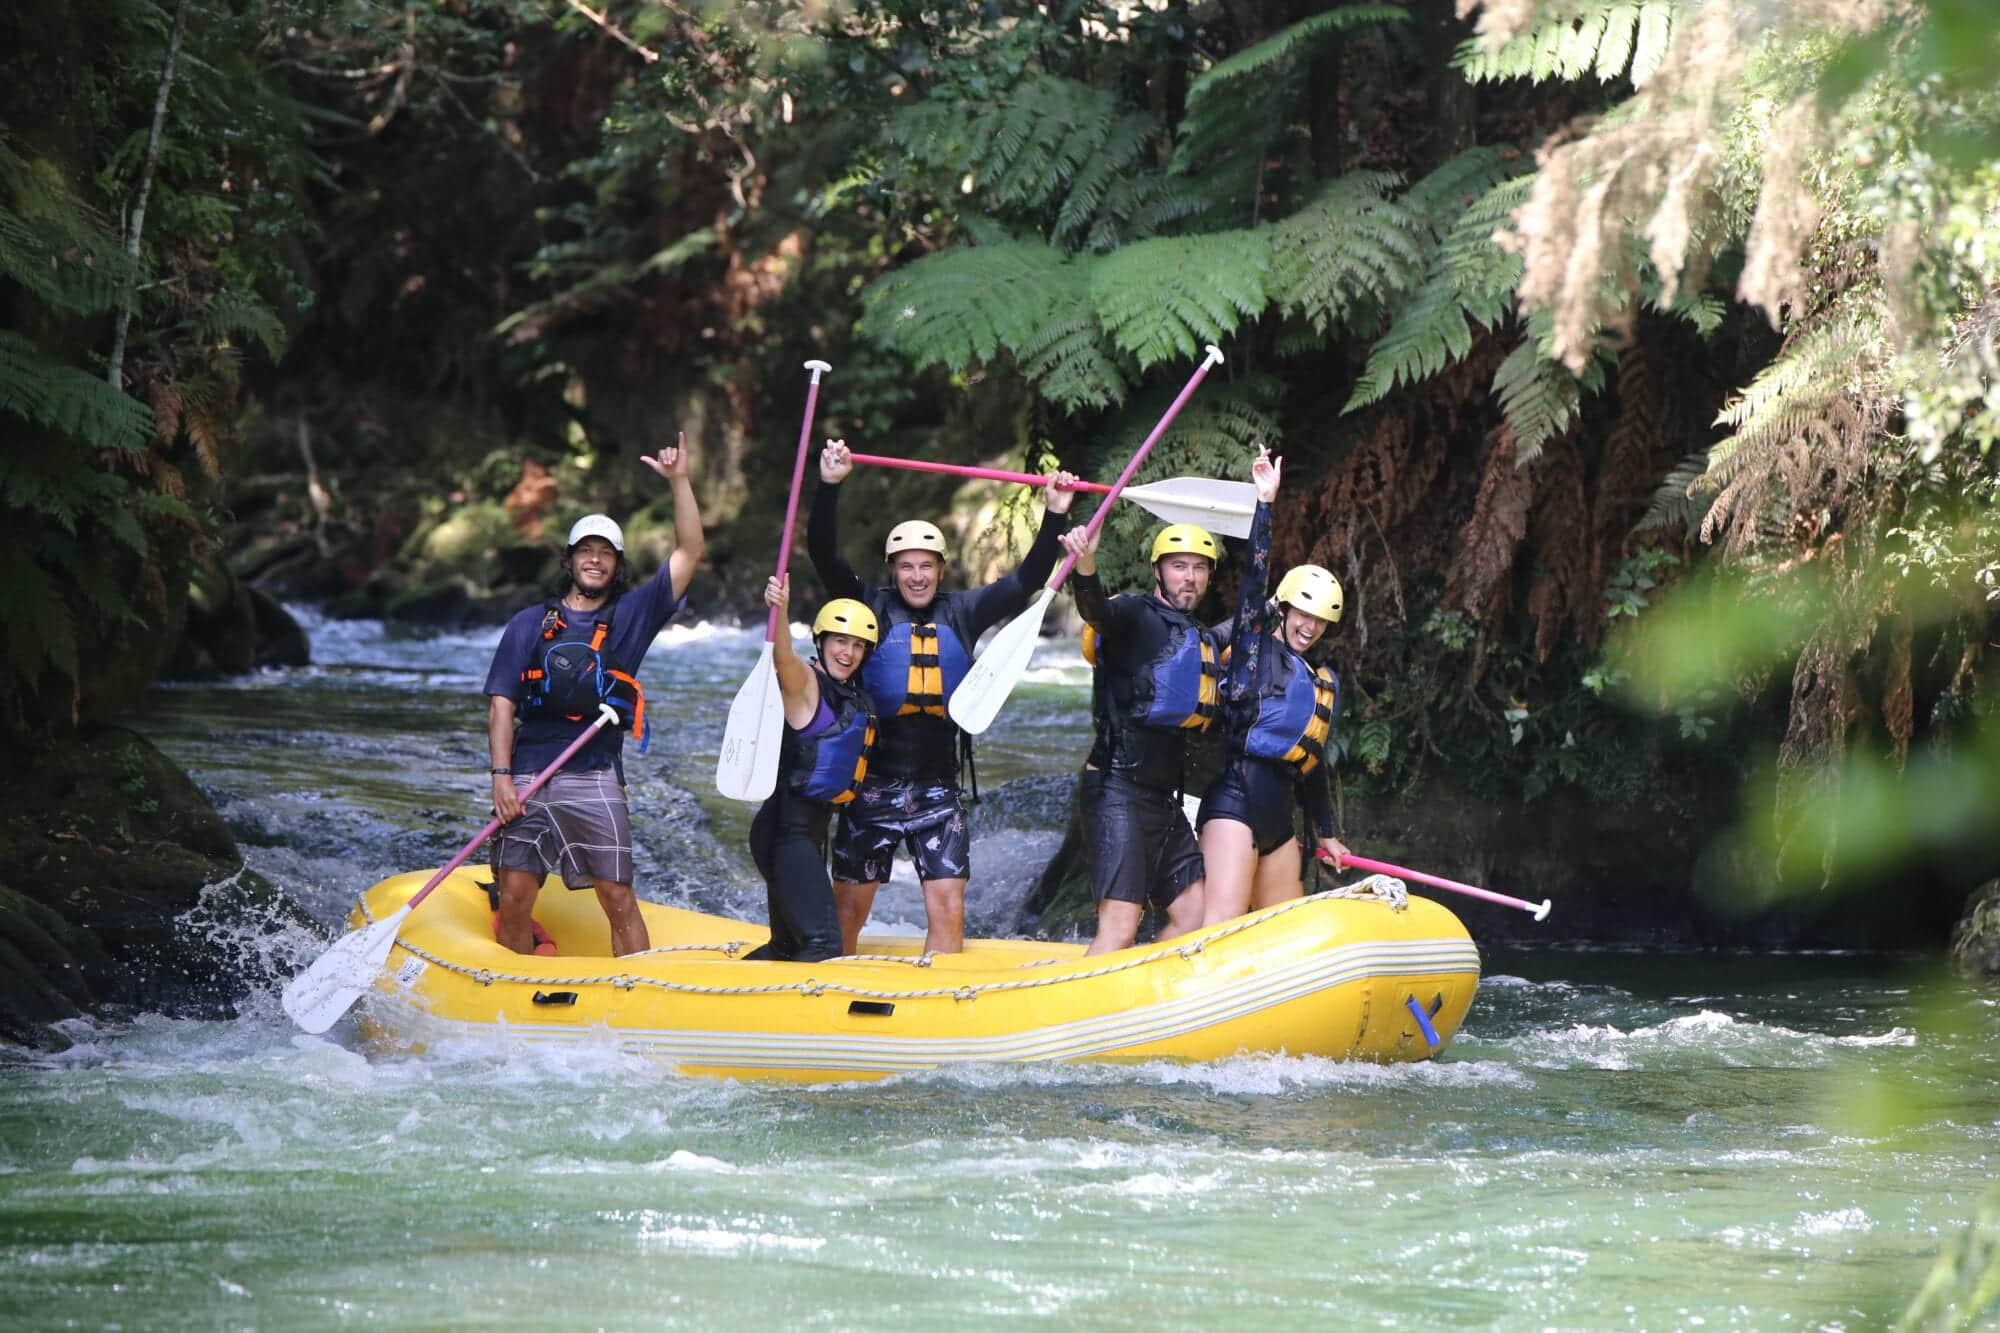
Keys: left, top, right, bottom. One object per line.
{"left": 1220, "top": 499, "right": 1273, "bottom": 705}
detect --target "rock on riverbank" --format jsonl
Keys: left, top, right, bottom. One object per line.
{"left": 0, "top": 728, "right": 313, "bottom": 1049}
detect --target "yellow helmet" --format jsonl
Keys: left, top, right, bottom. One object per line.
{"left": 1150, "top": 523, "right": 1219, "bottom": 564}
{"left": 885, "top": 520, "right": 948, "bottom": 560}
{"left": 811, "top": 598, "right": 880, "bottom": 646}
{"left": 1273, "top": 564, "right": 1343, "bottom": 623}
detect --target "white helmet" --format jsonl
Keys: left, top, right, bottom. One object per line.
{"left": 566, "top": 513, "right": 625, "bottom": 553}
{"left": 884, "top": 520, "right": 948, "bottom": 560}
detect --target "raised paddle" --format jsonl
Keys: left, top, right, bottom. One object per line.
{"left": 947, "top": 344, "right": 1228, "bottom": 737}
{"left": 282, "top": 702, "right": 621, "bottom": 1034}
{"left": 1316, "top": 849, "right": 1553, "bottom": 920}
{"left": 716, "top": 359, "right": 832, "bottom": 802}
{"left": 843, "top": 452, "right": 1256, "bottom": 538}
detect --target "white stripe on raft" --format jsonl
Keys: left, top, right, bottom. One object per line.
{"left": 366, "top": 936, "right": 1480, "bottom": 1073}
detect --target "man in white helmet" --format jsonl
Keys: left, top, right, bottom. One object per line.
{"left": 480, "top": 435, "right": 705, "bottom": 956}
{"left": 809, "top": 438, "right": 1080, "bottom": 954}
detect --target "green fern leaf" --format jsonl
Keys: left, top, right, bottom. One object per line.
{"left": 883, "top": 75, "right": 1180, "bottom": 252}
{"left": 194, "top": 291, "right": 287, "bottom": 360}
{"left": 1345, "top": 171, "right": 1531, "bottom": 410}
{"left": 1175, "top": 6, "right": 1407, "bottom": 220}
{"left": 1018, "top": 312, "right": 1129, "bottom": 413}
{"left": 1636, "top": 449, "right": 1713, "bottom": 536}
{"left": 860, "top": 238, "right": 1079, "bottom": 371}
{"left": 0, "top": 330, "right": 155, "bottom": 450}
{"left": 1270, "top": 172, "right": 1429, "bottom": 334}
{"left": 1185, "top": 6, "right": 1411, "bottom": 99}
{"left": 1455, "top": 0, "right": 1680, "bottom": 85}
{"left": 1090, "top": 231, "right": 1270, "bottom": 369}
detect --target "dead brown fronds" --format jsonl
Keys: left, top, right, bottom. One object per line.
{"left": 1445, "top": 424, "right": 1536, "bottom": 626}
{"left": 1525, "top": 434, "right": 1591, "bottom": 659}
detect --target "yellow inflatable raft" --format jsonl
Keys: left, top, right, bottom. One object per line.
{"left": 349, "top": 869, "right": 1480, "bottom": 1082}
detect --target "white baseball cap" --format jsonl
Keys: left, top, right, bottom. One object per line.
{"left": 565, "top": 513, "right": 625, "bottom": 552}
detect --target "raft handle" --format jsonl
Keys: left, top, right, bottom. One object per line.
{"left": 848, "top": 1001, "right": 895, "bottom": 1017}
{"left": 1405, "top": 994, "right": 1442, "bottom": 1050}
{"left": 532, "top": 991, "right": 580, "bottom": 1007}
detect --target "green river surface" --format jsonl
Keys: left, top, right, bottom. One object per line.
{"left": 2, "top": 608, "right": 1995, "bottom": 1329}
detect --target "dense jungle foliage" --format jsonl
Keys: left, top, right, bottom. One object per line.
{"left": 3, "top": 0, "right": 1997, "bottom": 908}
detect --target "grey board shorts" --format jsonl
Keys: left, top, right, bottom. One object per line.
{"left": 492, "top": 768, "right": 633, "bottom": 888}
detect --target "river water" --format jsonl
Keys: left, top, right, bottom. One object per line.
{"left": 2, "top": 609, "right": 1994, "bottom": 1329}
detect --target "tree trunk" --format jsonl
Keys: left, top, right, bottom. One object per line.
{"left": 107, "top": 0, "right": 190, "bottom": 392}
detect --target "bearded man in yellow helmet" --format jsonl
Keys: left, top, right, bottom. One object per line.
{"left": 810, "top": 439, "right": 1081, "bottom": 954}
{"left": 1196, "top": 446, "right": 1352, "bottom": 925}
{"left": 1054, "top": 458, "right": 1278, "bottom": 954}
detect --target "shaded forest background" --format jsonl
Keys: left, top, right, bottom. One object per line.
{"left": 4, "top": 0, "right": 1999, "bottom": 949}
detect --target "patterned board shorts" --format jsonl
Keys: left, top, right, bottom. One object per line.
{"left": 492, "top": 768, "right": 633, "bottom": 889}
{"left": 831, "top": 776, "right": 971, "bottom": 885}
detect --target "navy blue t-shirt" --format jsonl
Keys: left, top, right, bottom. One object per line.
{"left": 484, "top": 562, "right": 689, "bottom": 780}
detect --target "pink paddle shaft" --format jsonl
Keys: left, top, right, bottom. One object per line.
{"left": 1048, "top": 346, "right": 1224, "bottom": 593}
{"left": 407, "top": 712, "right": 616, "bottom": 914}
{"left": 768, "top": 362, "right": 832, "bottom": 640}
{"left": 1318, "top": 849, "right": 1552, "bottom": 919}
{"left": 846, "top": 452, "right": 1119, "bottom": 495}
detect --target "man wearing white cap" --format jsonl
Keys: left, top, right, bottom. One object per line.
{"left": 481, "top": 436, "right": 705, "bottom": 956}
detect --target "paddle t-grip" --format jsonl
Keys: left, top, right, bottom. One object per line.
{"left": 1318, "top": 849, "right": 1552, "bottom": 921}
{"left": 768, "top": 360, "right": 831, "bottom": 640}
{"left": 1047, "top": 344, "right": 1227, "bottom": 592}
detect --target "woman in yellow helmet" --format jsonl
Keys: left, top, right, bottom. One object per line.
{"left": 742, "top": 574, "right": 880, "bottom": 962}
{"left": 1196, "top": 446, "right": 1353, "bottom": 927}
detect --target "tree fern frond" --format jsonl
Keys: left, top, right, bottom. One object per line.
{"left": 1709, "top": 317, "right": 1873, "bottom": 467}
{"left": 1456, "top": 1, "right": 1681, "bottom": 86}
{"left": 884, "top": 75, "right": 1174, "bottom": 251}
{"left": 1345, "top": 173, "right": 1531, "bottom": 410}
{"left": 1175, "top": 7, "right": 1407, "bottom": 220}
{"left": 1635, "top": 448, "right": 1713, "bottom": 536}
{"left": 1169, "top": 63, "right": 1293, "bottom": 221}
{"left": 1270, "top": 171, "right": 1428, "bottom": 334}
{"left": 0, "top": 330, "right": 155, "bottom": 450}
{"left": 1017, "top": 312, "right": 1128, "bottom": 413}
{"left": 1493, "top": 336, "right": 1582, "bottom": 462}
{"left": 1186, "top": 6, "right": 1411, "bottom": 101}
{"left": 1055, "top": 111, "right": 1157, "bottom": 248}
{"left": 193, "top": 291, "right": 287, "bottom": 359}
{"left": 1090, "top": 230, "right": 1271, "bottom": 369}
{"left": 1401, "top": 145, "right": 1525, "bottom": 233}
{"left": 860, "top": 237, "right": 1081, "bottom": 372}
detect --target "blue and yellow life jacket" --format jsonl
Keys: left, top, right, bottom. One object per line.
{"left": 862, "top": 619, "right": 973, "bottom": 719}
{"left": 519, "top": 601, "right": 648, "bottom": 752}
{"left": 787, "top": 667, "right": 876, "bottom": 805}
{"left": 1125, "top": 604, "right": 1220, "bottom": 733}
{"left": 1235, "top": 640, "right": 1338, "bottom": 775}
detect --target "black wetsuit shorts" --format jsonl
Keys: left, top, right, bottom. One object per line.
{"left": 1078, "top": 768, "right": 1204, "bottom": 910}
{"left": 1196, "top": 758, "right": 1300, "bottom": 857}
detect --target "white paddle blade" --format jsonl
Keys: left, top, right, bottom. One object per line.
{"left": 947, "top": 589, "right": 1054, "bottom": 736}
{"left": 281, "top": 906, "right": 411, "bottom": 1034}
{"left": 716, "top": 643, "right": 785, "bottom": 801}
{"left": 1122, "top": 477, "right": 1256, "bottom": 538}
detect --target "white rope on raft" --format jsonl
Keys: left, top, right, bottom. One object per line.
{"left": 362, "top": 890, "right": 1408, "bottom": 1002}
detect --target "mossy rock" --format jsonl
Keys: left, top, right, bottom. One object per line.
{"left": 0, "top": 727, "right": 315, "bottom": 1046}
{"left": 0, "top": 882, "right": 109, "bottom": 1048}
{"left": 386, "top": 577, "right": 474, "bottom": 624}
{"left": 1951, "top": 880, "right": 2000, "bottom": 981}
